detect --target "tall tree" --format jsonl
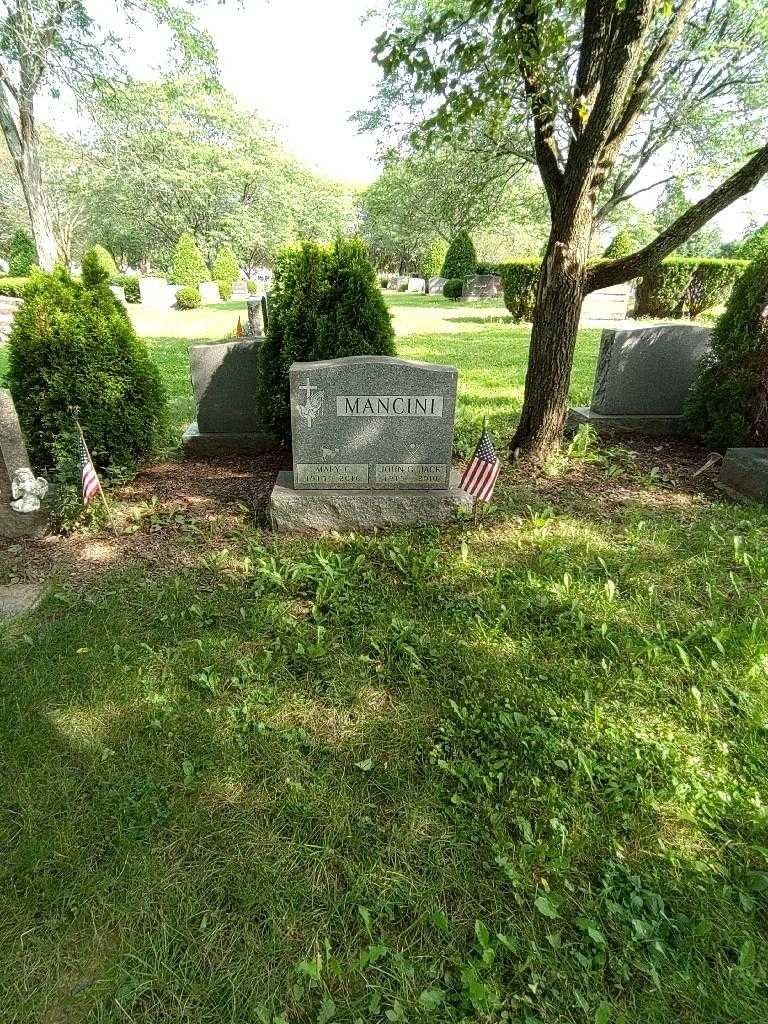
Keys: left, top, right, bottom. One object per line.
{"left": 374, "top": 0, "right": 768, "bottom": 458}
{"left": 0, "top": 0, "right": 217, "bottom": 269}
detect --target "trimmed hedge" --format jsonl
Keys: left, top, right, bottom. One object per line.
{"left": 443, "top": 278, "right": 464, "bottom": 299}
{"left": 87, "top": 244, "right": 119, "bottom": 278}
{"left": 6, "top": 267, "right": 166, "bottom": 471}
{"left": 212, "top": 245, "right": 239, "bottom": 286}
{"left": 259, "top": 238, "right": 395, "bottom": 438}
{"left": 217, "top": 279, "right": 233, "bottom": 301}
{"left": 171, "top": 232, "right": 209, "bottom": 287}
{"left": 685, "top": 257, "right": 768, "bottom": 449}
{"left": 0, "top": 276, "right": 31, "bottom": 298}
{"left": 604, "top": 231, "right": 634, "bottom": 259}
{"left": 635, "top": 257, "right": 748, "bottom": 319}
{"left": 499, "top": 260, "right": 541, "bottom": 321}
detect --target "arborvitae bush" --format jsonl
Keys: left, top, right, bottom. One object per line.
{"left": 217, "top": 279, "right": 233, "bottom": 301}
{"left": 635, "top": 257, "right": 747, "bottom": 318}
{"left": 443, "top": 278, "right": 464, "bottom": 299}
{"left": 8, "top": 229, "right": 38, "bottom": 277}
{"left": 171, "top": 232, "right": 209, "bottom": 286}
{"left": 247, "top": 280, "right": 258, "bottom": 294}
{"left": 212, "top": 245, "right": 240, "bottom": 286}
{"left": 6, "top": 268, "right": 167, "bottom": 471}
{"left": 86, "top": 244, "right": 118, "bottom": 279}
{"left": 81, "top": 247, "right": 112, "bottom": 288}
{"left": 176, "top": 285, "right": 201, "bottom": 309}
{"left": 111, "top": 274, "right": 140, "bottom": 302}
{"left": 260, "top": 238, "right": 395, "bottom": 437}
{"left": 685, "top": 257, "right": 768, "bottom": 450}
{"left": 423, "top": 238, "right": 448, "bottom": 282}
{"left": 441, "top": 230, "right": 477, "bottom": 280}
{"left": 500, "top": 260, "right": 541, "bottom": 320}
{"left": 739, "top": 223, "right": 768, "bottom": 262}
{"left": 603, "top": 231, "right": 634, "bottom": 259}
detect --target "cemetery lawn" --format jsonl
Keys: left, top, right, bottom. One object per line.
{"left": 2, "top": 297, "right": 768, "bottom": 1023}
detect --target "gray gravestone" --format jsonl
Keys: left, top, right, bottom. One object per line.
{"left": 580, "top": 284, "right": 632, "bottom": 321}
{"left": 247, "top": 296, "right": 265, "bottom": 337}
{"left": 718, "top": 448, "right": 768, "bottom": 503}
{"left": 462, "top": 274, "right": 503, "bottom": 300}
{"left": 428, "top": 277, "right": 447, "bottom": 295}
{"left": 271, "top": 355, "right": 471, "bottom": 531}
{"left": 0, "top": 389, "right": 48, "bottom": 538}
{"left": 182, "top": 341, "right": 274, "bottom": 454}
{"left": 568, "top": 323, "right": 712, "bottom": 435}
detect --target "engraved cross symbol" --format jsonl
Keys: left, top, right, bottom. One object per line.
{"left": 296, "top": 376, "right": 323, "bottom": 429}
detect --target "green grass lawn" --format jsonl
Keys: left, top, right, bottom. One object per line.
{"left": 2, "top": 296, "right": 768, "bottom": 1023}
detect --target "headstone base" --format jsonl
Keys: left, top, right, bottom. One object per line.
{"left": 182, "top": 421, "right": 275, "bottom": 456}
{"left": 270, "top": 469, "right": 472, "bottom": 534}
{"left": 0, "top": 582, "right": 44, "bottom": 620}
{"left": 567, "top": 406, "right": 686, "bottom": 436}
{"left": 717, "top": 448, "right": 768, "bottom": 503}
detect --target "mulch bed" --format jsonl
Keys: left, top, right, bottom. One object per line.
{"left": 0, "top": 436, "right": 731, "bottom": 590}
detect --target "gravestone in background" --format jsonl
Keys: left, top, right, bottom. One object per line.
{"left": 428, "top": 277, "right": 447, "bottom": 295}
{"left": 580, "top": 283, "right": 632, "bottom": 321}
{"left": 109, "top": 285, "right": 127, "bottom": 304}
{"left": 718, "top": 449, "right": 768, "bottom": 503}
{"left": 270, "top": 355, "right": 471, "bottom": 532}
{"left": 182, "top": 341, "right": 274, "bottom": 455}
{"left": 198, "top": 281, "right": 221, "bottom": 305}
{"left": 407, "top": 277, "right": 426, "bottom": 293}
{"left": 568, "top": 323, "right": 712, "bottom": 435}
{"left": 1, "top": 389, "right": 48, "bottom": 538}
{"left": 462, "top": 274, "right": 503, "bottom": 300}
{"left": 139, "top": 276, "right": 176, "bottom": 308}
{"left": 246, "top": 296, "right": 266, "bottom": 338}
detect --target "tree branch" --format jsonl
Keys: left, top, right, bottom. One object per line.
{"left": 586, "top": 142, "right": 768, "bottom": 292}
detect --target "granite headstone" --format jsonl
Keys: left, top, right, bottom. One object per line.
{"left": 580, "top": 284, "right": 632, "bottom": 321}
{"left": 288, "top": 355, "right": 458, "bottom": 491}
{"left": 198, "top": 281, "right": 221, "bottom": 305}
{"left": 568, "top": 323, "right": 712, "bottom": 435}
{"left": 462, "top": 274, "right": 503, "bottom": 300}
{"left": 1, "top": 389, "right": 48, "bottom": 538}
{"left": 182, "top": 341, "right": 274, "bottom": 454}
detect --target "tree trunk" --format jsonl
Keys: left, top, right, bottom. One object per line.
{"left": 510, "top": 205, "right": 593, "bottom": 461}
{"left": 0, "top": 87, "right": 58, "bottom": 271}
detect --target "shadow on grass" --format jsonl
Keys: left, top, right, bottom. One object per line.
{"left": 3, "top": 501, "right": 768, "bottom": 1021}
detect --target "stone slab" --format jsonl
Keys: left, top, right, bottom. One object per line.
{"left": 139, "top": 276, "right": 172, "bottom": 308}
{"left": 0, "top": 582, "right": 44, "bottom": 621}
{"left": 428, "top": 277, "right": 447, "bottom": 294}
{"left": 289, "top": 355, "right": 458, "bottom": 491}
{"left": 182, "top": 421, "right": 274, "bottom": 455}
{"left": 407, "top": 276, "right": 426, "bottom": 293}
{"left": 718, "top": 448, "right": 768, "bottom": 503}
{"left": 189, "top": 340, "right": 270, "bottom": 436}
{"left": 1, "top": 389, "right": 49, "bottom": 539}
{"left": 567, "top": 406, "right": 687, "bottom": 437}
{"left": 270, "top": 469, "right": 472, "bottom": 534}
{"left": 590, "top": 323, "right": 711, "bottom": 416}
{"left": 463, "top": 274, "right": 503, "bottom": 300}
{"left": 581, "top": 284, "right": 632, "bottom": 322}
{"left": 109, "top": 285, "right": 126, "bottom": 304}
{"left": 198, "top": 281, "right": 221, "bottom": 305}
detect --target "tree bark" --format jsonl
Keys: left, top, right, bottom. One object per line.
{"left": 510, "top": 202, "right": 593, "bottom": 460}
{"left": 0, "top": 84, "right": 58, "bottom": 271}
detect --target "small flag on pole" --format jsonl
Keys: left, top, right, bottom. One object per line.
{"left": 78, "top": 435, "right": 101, "bottom": 505}
{"left": 461, "top": 420, "right": 500, "bottom": 503}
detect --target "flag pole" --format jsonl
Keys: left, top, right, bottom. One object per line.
{"left": 69, "top": 408, "right": 119, "bottom": 536}
{"left": 473, "top": 416, "right": 489, "bottom": 528}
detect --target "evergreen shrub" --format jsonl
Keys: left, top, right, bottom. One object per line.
{"left": 259, "top": 238, "right": 395, "bottom": 437}
{"left": 8, "top": 229, "right": 38, "bottom": 277}
{"left": 685, "top": 258, "right": 768, "bottom": 449}
{"left": 171, "top": 232, "right": 209, "bottom": 286}
{"left": 441, "top": 230, "right": 477, "bottom": 279}
{"left": 499, "top": 260, "right": 541, "bottom": 320}
{"left": 212, "top": 245, "right": 240, "bottom": 286}
{"left": 6, "top": 268, "right": 166, "bottom": 471}
{"left": 443, "top": 278, "right": 464, "bottom": 299}
{"left": 635, "top": 258, "right": 747, "bottom": 318}
{"left": 176, "top": 286, "right": 201, "bottom": 309}
{"left": 217, "top": 280, "right": 233, "bottom": 301}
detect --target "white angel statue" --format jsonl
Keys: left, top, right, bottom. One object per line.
{"left": 10, "top": 467, "right": 48, "bottom": 513}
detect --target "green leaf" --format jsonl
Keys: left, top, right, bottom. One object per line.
{"left": 739, "top": 939, "right": 756, "bottom": 970}
{"left": 535, "top": 894, "right": 560, "bottom": 919}
{"left": 355, "top": 758, "right": 373, "bottom": 772}
{"left": 595, "top": 1001, "right": 612, "bottom": 1024}
{"left": 317, "top": 995, "right": 336, "bottom": 1024}
{"left": 474, "top": 919, "right": 490, "bottom": 947}
{"left": 418, "top": 988, "right": 445, "bottom": 1009}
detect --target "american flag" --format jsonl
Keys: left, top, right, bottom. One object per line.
{"left": 78, "top": 435, "right": 101, "bottom": 505}
{"left": 461, "top": 421, "right": 500, "bottom": 502}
